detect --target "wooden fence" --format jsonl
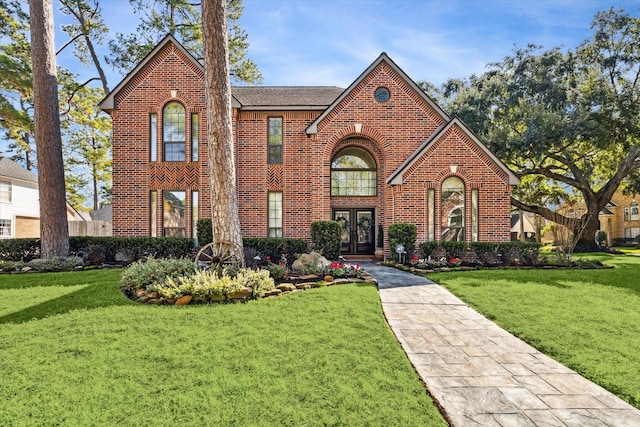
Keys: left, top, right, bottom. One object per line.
{"left": 68, "top": 220, "right": 112, "bottom": 237}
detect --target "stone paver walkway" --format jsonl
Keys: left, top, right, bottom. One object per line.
{"left": 363, "top": 263, "right": 640, "bottom": 427}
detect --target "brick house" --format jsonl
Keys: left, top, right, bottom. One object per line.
{"left": 99, "top": 35, "right": 519, "bottom": 256}
{"left": 599, "top": 191, "right": 640, "bottom": 246}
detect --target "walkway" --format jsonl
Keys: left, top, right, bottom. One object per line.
{"left": 363, "top": 263, "right": 640, "bottom": 427}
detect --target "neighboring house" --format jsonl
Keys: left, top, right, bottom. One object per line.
{"left": 0, "top": 155, "right": 112, "bottom": 238}
{"left": 99, "top": 35, "right": 519, "bottom": 256}
{"left": 510, "top": 212, "right": 536, "bottom": 242}
{"left": 0, "top": 155, "right": 40, "bottom": 239}
{"left": 599, "top": 191, "right": 640, "bottom": 246}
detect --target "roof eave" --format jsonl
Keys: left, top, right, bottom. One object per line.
{"left": 306, "top": 52, "right": 450, "bottom": 135}
{"left": 98, "top": 34, "right": 203, "bottom": 112}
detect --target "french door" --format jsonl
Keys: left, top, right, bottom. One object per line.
{"left": 332, "top": 208, "right": 375, "bottom": 255}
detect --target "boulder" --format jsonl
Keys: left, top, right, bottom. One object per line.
{"left": 276, "top": 283, "right": 296, "bottom": 292}
{"left": 323, "top": 275, "right": 334, "bottom": 282}
{"left": 228, "top": 287, "right": 253, "bottom": 300}
{"left": 175, "top": 295, "right": 192, "bottom": 305}
{"left": 292, "top": 252, "right": 330, "bottom": 273}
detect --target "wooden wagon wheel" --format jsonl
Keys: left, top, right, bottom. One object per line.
{"left": 196, "top": 241, "right": 241, "bottom": 269}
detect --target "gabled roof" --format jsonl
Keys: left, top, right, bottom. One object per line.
{"left": 306, "top": 52, "right": 449, "bottom": 135}
{"left": 100, "top": 35, "right": 344, "bottom": 113}
{"left": 0, "top": 155, "right": 38, "bottom": 184}
{"left": 99, "top": 34, "right": 203, "bottom": 112}
{"left": 232, "top": 86, "right": 344, "bottom": 110}
{"left": 386, "top": 117, "right": 520, "bottom": 186}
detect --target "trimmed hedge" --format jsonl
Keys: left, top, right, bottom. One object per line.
{"left": 419, "top": 241, "right": 542, "bottom": 266}
{"left": 197, "top": 219, "right": 307, "bottom": 265}
{"left": 310, "top": 221, "right": 342, "bottom": 260}
{"left": 0, "top": 236, "right": 195, "bottom": 264}
{"left": 388, "top": 223, "right": 417, "bottom": 260}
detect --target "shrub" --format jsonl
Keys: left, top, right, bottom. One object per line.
{"left": 120, "top": 257, "right": 197, "bottom": 298}
{"left": 27, "top": 256, "right": 84, "bottom": 272}
{"left": 388, "top": 223, "right": 417, "bottom": 261}
{"left": 0, "top": 260, "right": 27, "bottom": 271}
{"left": 197, "top": 219, "right": 307, "bottom": 265}
{"left": 0, "top": 238, "right": 40, "bottom": 261}
{"left": 155, "top": 268, "right": 275, "bottom": 301}
{"left": 243, "top": 237, "right": 306, "bottom": 265}
{"left": 310, "top": 221, "right": 342, "bottom": 260}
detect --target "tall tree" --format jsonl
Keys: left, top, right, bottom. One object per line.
{"left": 59, "top": 79, "right": 112, "bottom": 211}
{"left": 202, "top": 0, "right": 243, "bottom": 264}
{"left": 29, "top": 0, "right": 69, "bottom": 257}
{"left": 0, "top": 0, "right": 35, "bottom": 169}
{"left": 58, "top": 0, "right": 110, "bottom": 94}
{"left": 441, "top": 8, "right": 640, "bottom": 249}
{"left": 109, "top": 0, "right": 262, "bottom": 85}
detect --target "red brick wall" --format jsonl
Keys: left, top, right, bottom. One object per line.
{"left": 110, "top": 42, "right": 514, "bottom": 250}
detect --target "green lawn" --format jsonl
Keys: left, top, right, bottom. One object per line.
{"left": 0, "top": 270, "right": 446, "bottom": 426}
{"left": 429, "top": 253, "right": 640, "bottom": 408}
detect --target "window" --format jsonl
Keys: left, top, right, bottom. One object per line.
{"left": 191, "top": 113, "right": 198, "bottom": 161}
{"left": 163, "top": 102, "right": 186, "bottom": 161}
{"left": 631, "top": 201, "right": 638, "bottom": 221}
{"left": 441, "top": 177, "right": 465, "bottom": 241}
{"left": 150, "top": 113, "right": 157, "bottom": 161}
{"left": 624, "top": 207, "right": 630, "bottom": 221}
{"left": 268, "top": 192, "right": 282, "bottom": 237}
{"left": 163, "top": 190, "right": 186, "bottom": 237}
{"left": 471, "top": 189, "right": 479, "bottom": 242}
{"left": 268, "top": 117, "right": 282, "bottom": 164}
{"left": 625, "top": 228, "right": 631, "bottom": 239}
{"left": 0, "top": 180, "right": 11, "bottom": 202}
{"left": 0, "top": 219, "right": 10, "bottom": 236}
{"left": 632, "top": 227, "right": 640, "bottom": 239}
{"left": 150, "top": 191, "right": 157, "bottom": 237}
{"left": 427, "top": 189, "right": 435, "bottom": 241}
{"left": 331, "top": 147, "right": 377, "bottom": 196}
{"left": 192, "top": 191, "right": 199, "bottom": 243}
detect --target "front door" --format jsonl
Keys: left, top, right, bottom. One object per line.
{"left": 333, "top": 208, "right": 375, "bottom": 255}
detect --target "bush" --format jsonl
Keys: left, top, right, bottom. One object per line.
{"left": 197, "top": 219, "right": 307, "bottom": 265}
{"left": 419, "top": 241, "right": 541, "bottom": 266}
{"left": 155, "top": 268, "right": 274, "bottom": 301}
{"left": 388, "top": 223, "right": 417, "bottom": 261}
{"left": 71, "top": 236, "right": 194, "bottom": 264}
{"left": 243, "top": 237, "right": 306, "bottom": 265}
{"left": 120, "top": 257, "right": 197, "bottom": 298}
{"left": 27, "top": 256, "right": 84, "bottom": 272}
{"left": 0, "top": 238, "right": 40, "bottom": 261}
{"left": 310, "top": 221, "right": 342, "bottom": 260}
{"left": 0, "top": 260, "right": 27, "bottom": 272}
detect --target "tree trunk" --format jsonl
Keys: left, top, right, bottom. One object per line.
{"left": 574, "top": 203, "right": 602, "bottom": 252}
{"left": 202, "top": 0, "right": 244, "bottom": 265}
{"left": 30, "top": 0, "right": 69, "bottom": 258}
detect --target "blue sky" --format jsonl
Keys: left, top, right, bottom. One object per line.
{"left": 53, "top": 0, "right": 640, "bottom": 91}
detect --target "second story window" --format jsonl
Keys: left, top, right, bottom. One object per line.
{"left": 163, "top": 101, "right": 186, "bottom": 161}
{"left": 0, "top": 180, "right": 11, "bottom": 202}
{"left": 268, "top": 117, "right": 282, "bottom": 164}
{"left": 632, "top": 201, "right": 639, "bottom": 221}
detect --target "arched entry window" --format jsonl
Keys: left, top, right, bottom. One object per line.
{"left": 441, "top": 176, "right": 464, "bottom": 241}
{"left": 163, "top": 101, "right": 186, "bottom": 161}
{"left": 331, "top": 147, "right": 377, "bottom": 196}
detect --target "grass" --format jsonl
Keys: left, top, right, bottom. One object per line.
{"left": 428, "top": 252, "right": 640, "bottom": 408}
{"left": 0, "top": 269, "right": 447, "bottom": 426}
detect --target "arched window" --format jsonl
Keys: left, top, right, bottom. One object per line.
{"left": 631, "top": 201, "right": 639, "bottom": 221}
{"left": 331, "top": 147, "right": 377, "bottom": 196}
{"left": 441, "top": 176, "right": 465, "bottom": 241}
{"left": 163, "top": 101, "right": 186, "bottom": 161}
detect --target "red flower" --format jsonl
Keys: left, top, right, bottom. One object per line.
{"left": 412, "top": 256, "right": 419, "bottom": 261}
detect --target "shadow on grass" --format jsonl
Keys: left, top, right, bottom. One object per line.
{"left": 0, "top": 282, "right": 134, "bottom": 325}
